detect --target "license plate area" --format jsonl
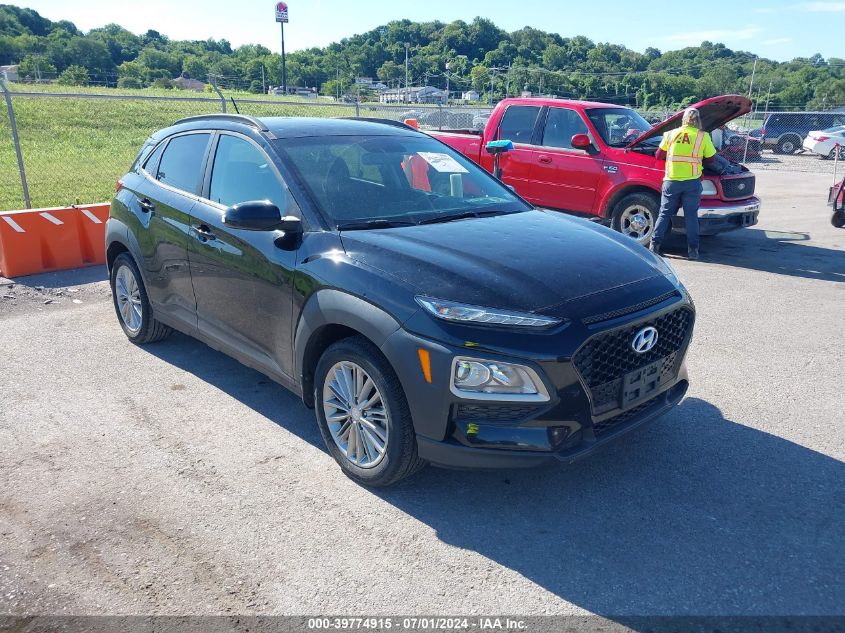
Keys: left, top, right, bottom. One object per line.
{"left": 621, "top": 356, "right": 674, "bottom": 408}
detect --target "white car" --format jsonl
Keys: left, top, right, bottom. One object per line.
{"left": 803, "top": 126, "right": 845, "bottom": 160}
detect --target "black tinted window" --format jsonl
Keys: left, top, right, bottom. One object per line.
{"left": 157, "top": 133, "right": 211, "bottom": 194}
{"left": 498, "top": 106, "right": 541, "bottom": 144}
{"left": 542, "top": 108, "right": 589, "bottom": 149}
{"left": 210, "top": 135, "right": 287, "bottom": 210}
{"left": 142, "top": 141, "right": 165, "bottom": 175}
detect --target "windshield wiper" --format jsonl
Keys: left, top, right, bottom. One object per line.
{"left": 337, "top": 219, "right": 417, "bottom": 231}
{"left": 417, "top": 208, "right": 509, "bottom": 225}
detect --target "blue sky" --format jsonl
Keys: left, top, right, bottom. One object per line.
{"left": 20, "top": 0, "right": 845, "bottom": 61}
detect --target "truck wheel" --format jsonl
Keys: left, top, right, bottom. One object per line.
{"left": 314, "top": 336, "right": 426, "bottom": 487}
{"left": 775, "top": 136, "right": 800, "bottom": 155}
{"left": 611, "top": 193, "right": 659, "bottom": 246}
{"left": 110, "top": 253, "right": 172, "bottom": 344}
{"left": 832, "top": 211, "right": 845, "bottom": 228}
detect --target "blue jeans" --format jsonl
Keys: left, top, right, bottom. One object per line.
{"left": 652, "top": 179, "right": 702, "bottom": 250}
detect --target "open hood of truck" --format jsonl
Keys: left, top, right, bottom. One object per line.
{"left": 625, "top": 94, "right": 753, "bottom": 149}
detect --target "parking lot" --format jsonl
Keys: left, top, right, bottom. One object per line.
{"left": 0, "top": 171, "right": 843, "bottom": 618}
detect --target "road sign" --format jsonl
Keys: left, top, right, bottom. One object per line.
{"left": 275, "top": 2, "right": 289, "bottom": 23}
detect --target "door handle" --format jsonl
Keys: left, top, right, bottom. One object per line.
{"left": 192, "top": 224, "right": 216, "bottom": 242}
{"left": 139, "top": 198, "right": 155, "bottom": 213}
{"left": 538, "top": 155, "right": 552, "bottom": 164}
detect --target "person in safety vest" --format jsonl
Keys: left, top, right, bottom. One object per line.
{"left": 651, "top": 107, "right": 718, "bottom": 261}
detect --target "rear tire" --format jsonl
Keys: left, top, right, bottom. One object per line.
{"left": 827, "top": 146, "right": 845, "bottom": 161}
{"left": 314, "top": 336, "right": 426, "bottom": 487}
{"left": 832, "top": 210, "right": 845, "bottom": 228}
{"left": 611, "top": 192, "right": 659, "bottom": 246}
{"left": 110, "top": 253, "right": 172, "bottom": 344}
{"left": 775, "top": 136, "right": 800, "bottom": 155}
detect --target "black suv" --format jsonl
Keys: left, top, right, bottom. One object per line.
{"left": 107, "top": 114, "right": 695, "bottom": 486}
{"left": 759, "top": 111, "right": 845, "bottom": 154}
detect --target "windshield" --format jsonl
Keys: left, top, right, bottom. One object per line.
{"left": 586, "top": 108, "right": 653, "bottom": 147}
{"left": 275, "top": 134, "right": 531, "bottom": 229}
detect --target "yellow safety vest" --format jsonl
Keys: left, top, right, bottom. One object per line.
{"left": 660, "top": 125, "right": 716, "bottom": 181}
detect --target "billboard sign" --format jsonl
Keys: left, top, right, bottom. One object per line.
{"left": 275, "top": 2, "right": 289, "bottom": 23}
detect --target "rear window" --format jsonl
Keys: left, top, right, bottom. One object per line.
{"left": 156, "top": 133, "right": 211, "bottom": 194}
{"left": 498, "top": 106, "right": 541, "bottom": 144}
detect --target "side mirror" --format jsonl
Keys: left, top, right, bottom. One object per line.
{"left": 486, "top": 139, "right": 514, "bottom": 155}
{"left": 571, "top": 134, "right": 593, "bottom": 150}
{"left": 224, "top": 200, "right": 285, "bottom": 231}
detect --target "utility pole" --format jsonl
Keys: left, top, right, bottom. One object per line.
{"left": 445, "top": 62, "right": 450, "bottom": 104}
{"left": 404, "top": 42, "right": 410, "bottom": 104}
{"left": 261, "top": 64, "right": 266, "bottom": 94}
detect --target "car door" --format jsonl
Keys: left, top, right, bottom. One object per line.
{"left": 131, "top": 132, "right": 212, "bottom": 330}
{"left": 484, "top": 104, "right": 543, "bottom": 200}
{"left": 530, "top": 106, "right": 604, "bottom": 213}
{"left": 188, "top": 132, "right": 300, "bottom": 380}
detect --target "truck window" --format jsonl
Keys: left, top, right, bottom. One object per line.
{"left": 542, "top": 108, "right": 589, "bottom": 149}
{"left": 498, "top": 106, "right": 541, "bottom": 144}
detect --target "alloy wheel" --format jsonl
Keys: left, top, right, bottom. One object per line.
{"left": 115, "top": 265, "right": 143, "bottom": 334}
{"left": 620, "top": 205, "right": 655, "bottom": 244}
{"left": 322, "top": 361, "right": 389, "bottom": 469}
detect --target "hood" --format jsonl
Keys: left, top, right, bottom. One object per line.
{"left": 339, "top": 211, "right": 665, "bottom": 315}
{"left": 626, "top": 94, "right": 753, "bottom": 149}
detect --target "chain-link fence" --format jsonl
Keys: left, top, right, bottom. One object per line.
{"left": 1, "top": 85, "right": 842, "bottom": 211}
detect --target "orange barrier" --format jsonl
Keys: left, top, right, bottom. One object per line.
{"left": 0, "top": 203, "right": 110, "bottom": 278}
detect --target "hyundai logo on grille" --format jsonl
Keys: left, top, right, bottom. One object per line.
{"left": 632, "top": 327, "right": 659, "bottom": 354}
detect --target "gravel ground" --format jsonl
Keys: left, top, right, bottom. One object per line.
{"left": 0, "top": 171, "right": 843, "bottom": 618}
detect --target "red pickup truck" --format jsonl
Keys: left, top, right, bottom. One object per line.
{"left": 430, "top": 95, "right": 761, "bottom": 245}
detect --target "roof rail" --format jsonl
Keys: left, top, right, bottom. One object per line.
{"left": 174, "top": 113, "right": 270, "bottom": 132}
{"left": 343, "top": 117, "right": 418, "bottom": 131}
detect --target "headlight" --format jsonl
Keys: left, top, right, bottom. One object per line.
{"left": 415, "top": 296, "right": 562, "bottom": 329}
{"left": 451, "top": 357, "right": 550, "bottom": 401}
{"left": 701, "top": 179, "right": 718, "bottom": 196}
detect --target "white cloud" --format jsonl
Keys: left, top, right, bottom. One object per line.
{"left": 664, "top": 25, "right": 763, "bottom": 46}
{"left": 799, "top": 2, "right": 845, "bottom": 10}
{"left": 763, "top": 37, "right": 793, "bottom": 45}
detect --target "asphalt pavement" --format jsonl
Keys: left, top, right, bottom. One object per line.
{"left": 1, "top": 171, "right": 843, "bottom": 618}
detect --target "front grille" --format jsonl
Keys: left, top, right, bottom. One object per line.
{"left": 722, "top": 174, "right": 756, "bottom": 200}
{"left": 574, "top": 307, "right": 693, "bottom": 412}
{"left": 593, "top": 394, "right": 662, "bottom": 437}
{"left": 453, "top": 403, "right": 543, "bottom": 425}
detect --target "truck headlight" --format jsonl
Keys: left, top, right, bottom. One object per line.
{"left": 701, "top": 179, "right": 718, "bottom": 196}
{"left": 416, "top": 296, "right": 562, "bottom": 329}
{"left": 451, "top": 357, "right": 550, "bottom": 401}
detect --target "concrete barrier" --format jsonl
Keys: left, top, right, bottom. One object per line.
{"left": 0, "top": 203, "right": 110, "bottom": 278}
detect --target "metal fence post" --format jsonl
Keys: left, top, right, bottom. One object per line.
{"left": 209, "top": 75, "right": 227, "bottom": 113}
{"left": 1, "top": 78, "right": 31, "bottom": 209}
{"left": 355, "top": 98, "right": 360, "bottom": 118}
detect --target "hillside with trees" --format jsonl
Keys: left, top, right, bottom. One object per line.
{"left": 1, "top": 4, "right": 843, "bottom": 109}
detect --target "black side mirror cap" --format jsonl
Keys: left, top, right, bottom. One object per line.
{"left": 278, "top": 215, "right": 303, "bottom": 234}
{"left": 223, "top": 201, "right": 283, "bottom": 231}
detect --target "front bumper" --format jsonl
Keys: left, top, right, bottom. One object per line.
{"left": 380, "top": 290, "right": 694, "bottom": 470}
{"left": 672, "top": 199, "right": 760, "bottom": 235}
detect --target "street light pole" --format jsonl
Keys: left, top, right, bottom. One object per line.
{"left": 446, "top": 61, "right": 450, "bottom": 105}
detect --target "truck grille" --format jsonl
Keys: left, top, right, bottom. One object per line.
{"left": 722, "top": 174, "right": 756, "bottom": 200}
{"left": 573, "top": 307, "right": 693, "bottom": 413}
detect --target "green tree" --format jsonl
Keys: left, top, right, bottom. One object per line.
{"left": 18, "top": 54, "right": 56, "bottom": 80}
{"left": 57, "top": 64, "right": 89, "bottom": 85}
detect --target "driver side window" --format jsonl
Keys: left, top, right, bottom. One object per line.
{"left": 209, "top": 135, "right": 289, "bottom": 212}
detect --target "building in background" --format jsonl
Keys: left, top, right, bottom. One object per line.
{"left": 0, "top": 65, "right": 20, "bottom": 82}
{"left": 379, "top": 86, "right": 447, "bottom": 104}
{"left": 462, "top": 90, "right": 480, "bottom": 102}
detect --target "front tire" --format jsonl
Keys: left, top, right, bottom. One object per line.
{"left": 827, "top": 146, "right": 845, "bottom": 161}
{"left": 314, "top": 336, "right": 426, "bottom": 487}
{"left": 832, "top": 210, "right": 845, "bottom": 228}
{"left": 110, "top": 253, "right": 172, "bottom": 344}
{"left": 611, "top": 192, "right": 659, "bottom": 246}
